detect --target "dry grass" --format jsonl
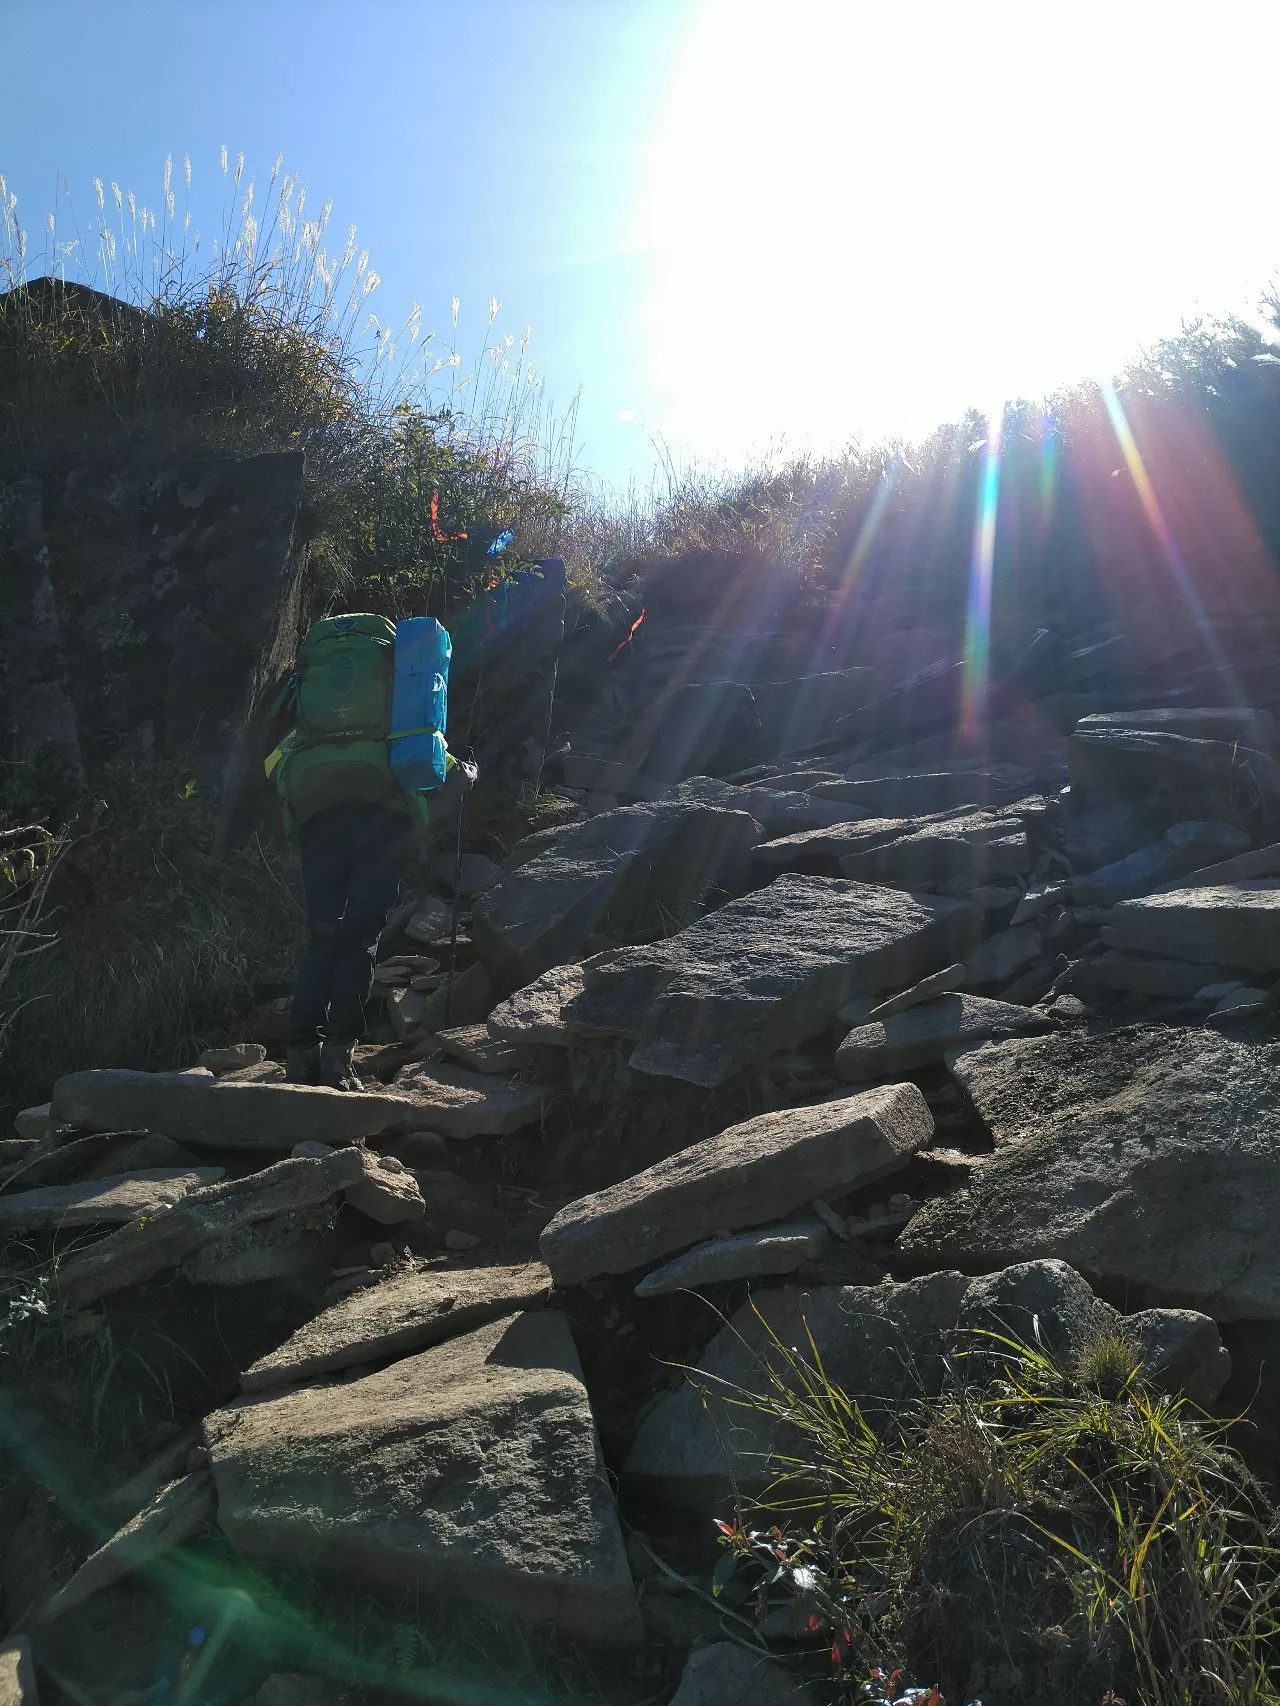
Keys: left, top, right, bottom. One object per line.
{"left": 706, "top": 1314, "right": 1280, "bottom": 1706}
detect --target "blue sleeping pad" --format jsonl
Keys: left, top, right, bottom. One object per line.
{"left": 389, "top": 617, "right": 451, "bottom": 794}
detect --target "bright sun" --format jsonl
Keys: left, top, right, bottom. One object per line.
{"left": 639, "top": 0, "right": 1280, "bottom": 464}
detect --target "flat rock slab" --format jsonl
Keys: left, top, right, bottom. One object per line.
{"left": 390, "top": 1063, "right": 545, "bottom": 1139}
{"left": 55, "top": 1147, "right": 370, "bottom": 1306}
{"left": 899, "top": 1026, "right": 1280, "bottom": 1318}
{"left": 486, "top": 962, "right": 586, "bottom": 1046}
{"left": 540, "top": 1083, "right": 932, "bottom": 1285}
{"left": 40, "top": 1471, "right": 215, "bottom": 1621}
{"left": 814, "top": 767, "right": 1038, "bottom": 815}
{"left": 207, "top": 1311, "right": 641, "bottom": 1646}
{"left": 669, "top": 776, "right": 862, "bottom": 837}
{"left": 0, "top": 1168, "right": 224, "bottom": 1233}
{"left": 864, "top": 962, "right": 966, "bottom": 1021}
{"left": 1070, "top": 821, "right": 1248, "bottom": 906}
{"left": 634, "top": 1221, "right": 830, "bottom": 1297}
{"left": 50, "top": 1071, "right": 438, "bottom": 1153}
{"left": 241, "top": 1259, "right": 553, "bottom": 1391}
{"left": 836, "top": 995, "right": 1054, "bottom": 1081}
{"left": 434, "top": 1024, "right": 530, "bottom": 1074}
{"left": 471, "top": 801, "right": 760, "bottom": 984}
{"left": 625, "top": 1260, "right": 1228, "bottom": 1499}
{"left": 1105, "top": 883, "right": 1280, "bottom": 972}
{"left": 564, "top": 874, "right": 980, "bottom": 1088}
{"left": 839, "top": 813, "right": 1032, "bottom": 885}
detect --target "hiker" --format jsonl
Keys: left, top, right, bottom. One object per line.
{"left": 265, "top": 613, "right": 473, "bottom": 1092}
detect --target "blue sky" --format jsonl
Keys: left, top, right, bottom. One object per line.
{"left": 8, "top": 0, "right": 1280, "bottom": 493}
{"left": 6, "top": 0, "right": 688, "bottom": 489}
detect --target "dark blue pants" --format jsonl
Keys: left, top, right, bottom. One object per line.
{"left": 289, "top": 803, "right": 415, "bottom": 1048}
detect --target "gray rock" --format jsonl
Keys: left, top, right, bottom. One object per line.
{"left": 344, "top": 1156, "right": 427, "bottom": 1225}
{"left": 836, "top": 995, "right": 1053, "bottom": 1081}
{"left": 540, "top": 1083, "right": 932, "bottom": 1285}
{"left": 183, "top": 1218, "right": 339, "bottom": 1286}
{"left": 839, "top": 811, "right": 1032, "bottom": 885}
{"left": 39, "top": 1471, "right": 214, "bottom": 1621}
{"left": 1212, "top": 987, "right": 1271, "bottom": 1016}
{"left": 12, "top": 1104, "right": 53, "bottom": 1141}
{"left": 901, "top": 1026, "right": 1280, "bottom": 1318}
{"left": 388, "top": 963, "right": 494, "bottom": 1038}
{"left": 0, "top": 1168, "right": 223, "bottom": 1233}
{"left": 434, "top": 1024, "right": 528, "bottom": 1074}
{"left": 1105, "top": 884, "right": 1280, "bottom": 972}
{"left": 668, "top": 1642, "right": 817, "bottom": 1706}
{"left": 196, "top": 1043, "right": 267, "bottom": 1075}
{"left": 50, "top": 1070, "right": 443, "bottom": 1154}
{"left": 1070, "top": 821, "right": 1250, "bottom": 905}
{"left": 389, "top": 1063, "right": 546, "bottom": 1139}
{"left": 431, "top": 850, "right": 500, "bottom": 898}
{"left": 1091, "top": 950, "right": 1243, "bottom": 1000}
{"left": 1174, "top": 840, "right": 1280, "bottom": 890}
{"left": 207, "top": 1311, "right": 641, "bottom": 1645}
{"left": 634, "top": 1222, "right": 830, "bottom": 1297}
{"left": 1074, "top": 706, "right": 1279, "bottom": 747}
{"left": 55, "top": 1148, "right": 371, "bottom": 1306}
{"left": 863, "top": 962, "right": 967, "bottom": 1021}
{"left": 472, "top": 801, "right": 760, "bottom": 983}
{"left": 814, "top": 767, "right": 1037, "bottom": 815}
{"left": 486, "top": 961, "right": 586, "bottom": 1046}
{"left": 1068, "top": 725, "right": 1280, "bottom": 821}
{"left": 403, "top": 894, "right": 454, "bottom": 945}
{"left": 241, "top": 1259, "right": 552, "bottom": 1391}
{"left": 0, "top": 1637, "right": 37, "bottom": 1706}
{"left": 625, "top": 1259, "right": 1229, "bottom": 1499}
{"left": 564, "top": 874, "right": 980, "bottom": 1088}
{"left": 962, "top": 924, "right": 1043, "bottom": 987}
{"left": 668, "top": 776, "right": 864, "bottom": 837}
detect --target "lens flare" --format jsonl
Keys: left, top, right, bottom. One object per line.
{"left": 961, "top": 413, "right": 1003, "bottom": 738}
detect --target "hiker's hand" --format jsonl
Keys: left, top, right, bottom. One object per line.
{"left": 457, "top": 760, "right": 479, "bottom": 794}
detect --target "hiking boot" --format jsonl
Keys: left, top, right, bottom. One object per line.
{"left": 319, "top": 1037, "right": 365, "bottom": 1092}
{"left": 285, "top": 1045, "right": 320, "bottom": 1085}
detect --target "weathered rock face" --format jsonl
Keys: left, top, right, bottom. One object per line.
{"left": 1069, "top": 821, "right": 1249, "bottom": 905}
{"left": 1104, "top": 883, "right": 1280, "bottom": 971}
{"left": 633, "top": 1221, "right": 830, "bottom": 1298}
{"left": 900, "top": 1026, "right": 1280, "bottom": 1318}
{"left": 1068, "top": 723, "right": 1280, "bottom": 828}
{"left": 471, "top": 801, "right": 761, "bottom": 985}
{"left": 486, "top": 961, "right": 586, "bottom": 1046}
{"left": 241, "top": 1260, "right": 553, "bottom": 1391}
{"left": 835, "top": 995, "right": 1054, "bottom": 1081}
{"left": 838, "top": 810, "right": 1034, "bottom": 886}
{"left": 1, "top": 451, "right": 307, "bottom": 827}
{"left": 49, "top": 1070, "right": 434, "bottom": 1152}
{"left": 389, "top": 1062, "right": 546, "bottom": 1138}
{"left": 207, "top": 1311, "right": 641, "bottom": 1646}
{"left": 540, "top": 1084, "right": 932, "bottom": 1285}
{"left": 625, "top": 1260, "right": 1229, "bottom": 1498}
{"left": 669, "top": 776, "right": 866, "bottom": 836}
{"left": 563, "top": 875, "right": 981, "bottom": 1087}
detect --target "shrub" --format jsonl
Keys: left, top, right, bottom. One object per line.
{"left": 707, "top": 1314, "right": 1280, "bottom": 1706}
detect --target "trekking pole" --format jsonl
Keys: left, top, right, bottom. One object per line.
{"left": 443, "top": 759, "right": 474, "bottom": 1026}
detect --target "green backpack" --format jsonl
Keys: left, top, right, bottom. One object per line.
{"left": 267, "top": 614, "right": 405, "bottom": 829}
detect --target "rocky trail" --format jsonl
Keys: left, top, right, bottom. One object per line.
{"left": 6, "top": 580, "right": 1280, "bottom": 1705}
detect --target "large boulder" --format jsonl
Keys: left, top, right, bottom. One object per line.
{"left": 49, "top": 1071, "right": 437, "bottom": 1153}
{"left": 813, "top": 765, "right": 1038, "bottom": 815}
{"left": 835, "top": 995, "right": 1054, "bottom": 1081}
{"left": 471, "top": 801, "right": 760, "bottom": 984}
{"left": 899, "top": 1026, "right": 1280, "bottom": 1318}
{"left": 1103, "top": 883, "right": 1280, "bottom": 972}
{"left": 540, "top": 1084, "right": 932, "bottom": 1285}
{"left": 207, "top": 1311, "right": 641, "bottom": 1646}
{"left": 1068, "top": 723, "right": 1280, "bottom": 825}
{"left": 624, "top": 1261, "right": 1228, "bottom": 1500}
{"left": 241, "top": 1260, "right": 553, "bottom": 1391}
{"left": 563, "top": 874, "right": 980, "bottom": 1087}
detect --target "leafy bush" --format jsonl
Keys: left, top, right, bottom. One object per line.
{"left": 707, "top": 1314, "right": 1280, "bottom": 1706}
